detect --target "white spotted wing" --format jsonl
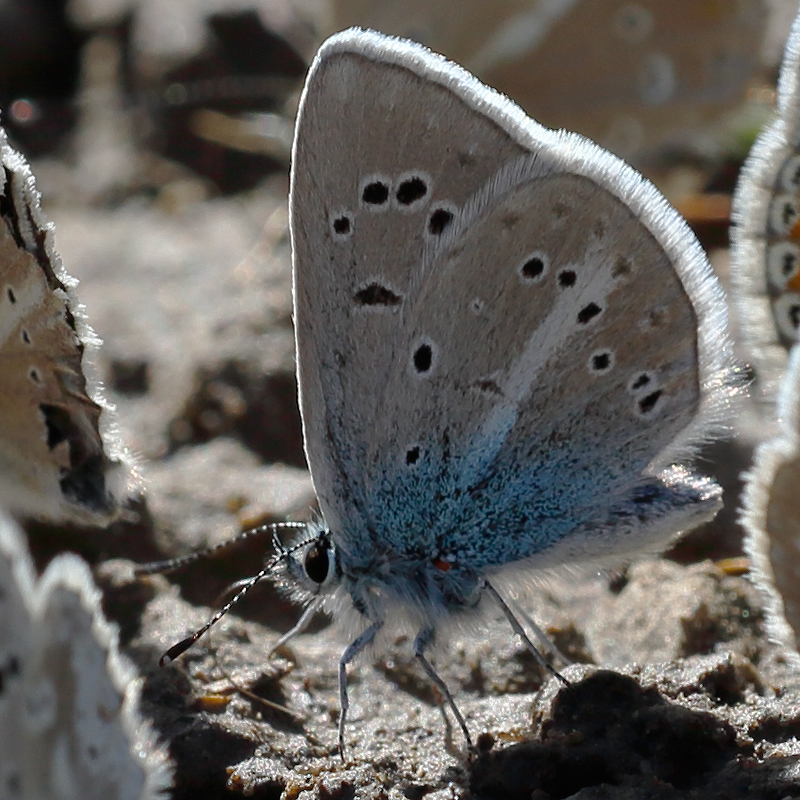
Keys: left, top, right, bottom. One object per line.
{"left": 0, "top": 127, "right": 127, "bottom": 523}
{"left": 0, "top": 508, "right": 172, "bottom": 799}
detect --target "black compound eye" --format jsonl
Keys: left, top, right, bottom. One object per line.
{"left": 304, "top": 542, "right": 330, "bottom": 584}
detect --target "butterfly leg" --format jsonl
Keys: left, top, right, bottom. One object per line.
{"left": 413, "top": 627, "right": 473, "bottom": 751}
{"left": 482, "top": 580, "right": 569, "bottom": 686}
{"left": 338, "top": 620, "right": 383, "bottom": 759}
{"left": 508, "top": 596, "right": 571, "bottom": 667}
{"left": 268, "top": 597, "right": 323, "bottom": 656}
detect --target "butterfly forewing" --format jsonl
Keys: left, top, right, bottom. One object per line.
{"left": 292, "top": 29, "right": 730, "bottom": 565}
{"left": 292, "top": 42, "right": 532, "bottom": 545}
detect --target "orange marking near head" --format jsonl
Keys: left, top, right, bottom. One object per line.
{"left": 788, "top": 269, "right": 800, "bottom": 292}
{"left": 789, "top": 214, "right": 800, "bottom": 240}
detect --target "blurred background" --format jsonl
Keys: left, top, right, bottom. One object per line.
{"left": 3, "top": 0, "right": 798, "bottom": 201}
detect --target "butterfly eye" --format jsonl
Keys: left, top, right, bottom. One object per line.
{"left": 304, "top": 540, "right": 332, "bottom": 585}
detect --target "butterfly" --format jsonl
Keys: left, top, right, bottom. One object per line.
{"left": 0, "top": 126, "right": 127, "bottom": 524}
{"left": 730, "top": 2, "right": 800, "bottom": 404}
{"left": 741, "top": 341, "right": 800, "bottom": 670}
{"left": 157, "top": 27, "right": 736, "bottom": 756}
{"left": 0, "top": 506, "right": 171, "bottom": 798}
{"left": 733, "top": 5, "right": 800, "bottom": 669}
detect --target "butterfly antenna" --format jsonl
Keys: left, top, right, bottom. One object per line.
{"left": 272, "top": 527, "right": 290, "bottom": 556}
{"left": 158, "top": 533, "right": 313, "bottom": 666}
{"left": 134, "top": 521, "right": 308, "bottom": 576}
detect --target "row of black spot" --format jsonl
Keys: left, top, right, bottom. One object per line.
{"left": 519, "top": 255, "right": 578, "bottom": 289}
{"left": 6, "top": 286, "right": 34, "bottom": 347}
{"left": 330, "top": 173, "right": 456, "bottom": 241}
{"left": 361, "top": 174, "right": 455, "bottom": 238}
{"left": 518, "top": 253, "right": 604, "bottom": 326}
{"left": 586, "top": 361, "right": 665, "bottom": 417}
{"left": 362, "top": 175, "right": 427, "bottom": 207}
{"left": 628, "top": 371, "right": 663, "bottom": 417}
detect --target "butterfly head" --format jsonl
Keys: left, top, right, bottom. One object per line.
{"left": 279, "top": 527, "right": 342, "bottom": 600}
{"left": 275, "top": 522, "right": 486, "bottom": 635}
